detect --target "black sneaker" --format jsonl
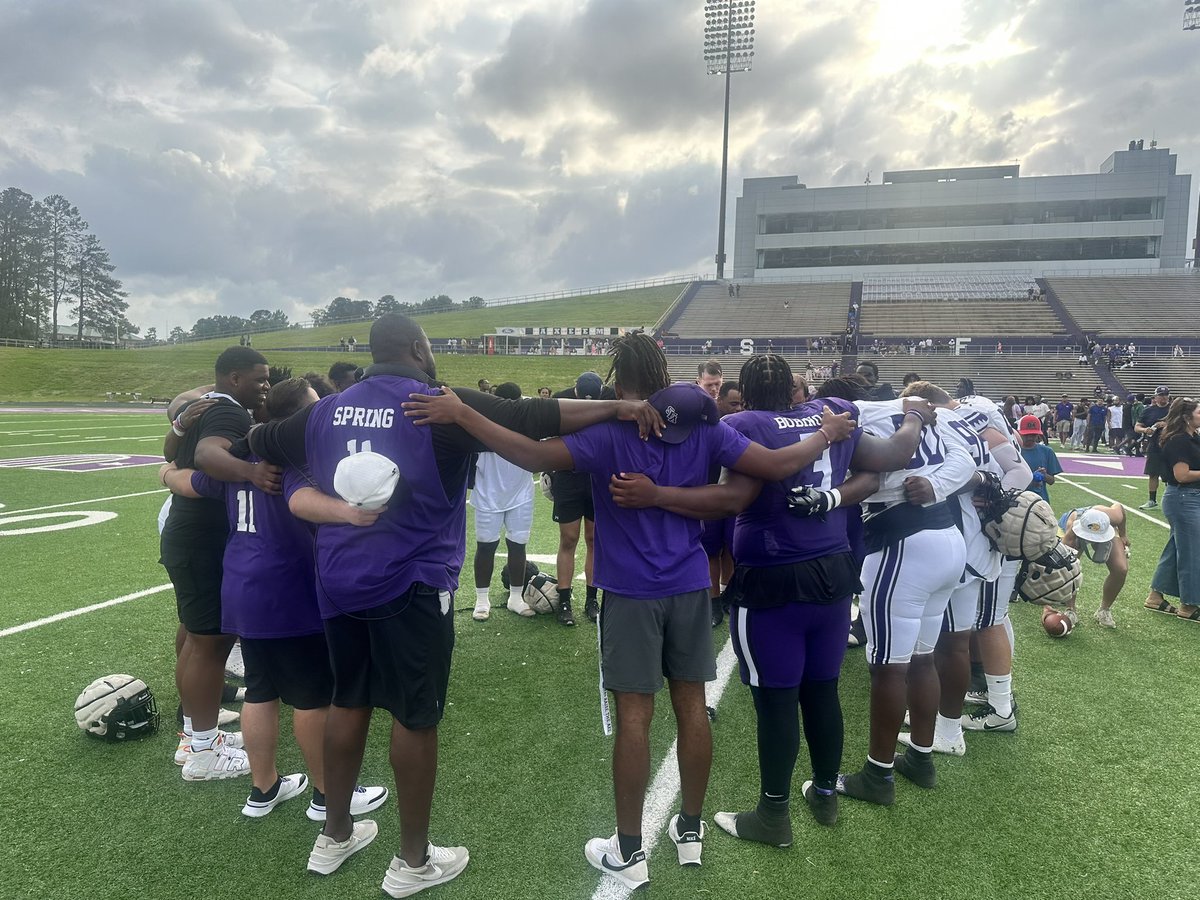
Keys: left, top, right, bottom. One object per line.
{"left": 584, "top": 597, "right": 600, "bottom": 623}
{"left": 557, "top": 599, "right": 576, "bottom": 627}
{"left": 893, "top": 749, "right": 937, "bottom": 789}
{"left": 836, "top": 766, "right": 895, "bottom": 806}
{"left": 801, "top": 780, "right": 838, "bottom": 826}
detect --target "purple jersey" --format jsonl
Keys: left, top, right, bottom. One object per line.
{"left": 562, "top": 420, "right": 750, "bottom": 598}
{"left": 724, "top": 399, "right": 862, "bottom": 565}
{"left": 301, "top": 376, "right": 466, "bottom": 617}
{"left": 191, "top": 466, "right": 322, "bottom": 639}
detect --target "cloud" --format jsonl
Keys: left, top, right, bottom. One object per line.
{"left": 0, "top": 0, "right": 1196, "bottom": 334}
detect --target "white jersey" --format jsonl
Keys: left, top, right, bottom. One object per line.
{"left": 470, "top": 452, "right": 535, "bottom": 512}
{"left": 857, "top": 400, "right": 977, "bottom": 508}
{"left": 955, "top": 395, "right": 1018, "bottom": 450}
{"left": 939, "top": 406, "right": 1003, "bottom": 581}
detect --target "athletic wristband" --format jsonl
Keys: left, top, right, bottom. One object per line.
{"left": 817, "top": 427, "right": 834, "bottom": 444}
{"left": 904, "top": 409, "right": 926, "bottom": 423}
{"left": 827, "top": 488, "right": 842, "bottom": 510}
{"left": 171, "top": 423, "right": 186, "bottom": 437}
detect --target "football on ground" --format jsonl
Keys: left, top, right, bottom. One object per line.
{"left": 1042, "top": 609, "right": 1075, "bottom": 638}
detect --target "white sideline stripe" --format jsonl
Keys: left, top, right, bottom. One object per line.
{"left": 590, "top": 638, "right": 738, "bottom": 900}
{"left": 0, "top": 435, "right": 161, "bottom": 450}
{"left": 1057, "top": 477, "right": 1169, "bottom": 530}
{"left": 0, "top": 423, "right": 166, "bottom": 435}
{"left": 0, "top": 584, "right": 172, "bottom": 639}
{"left": 6, "top": 489, "right": 168, "bottom": 515}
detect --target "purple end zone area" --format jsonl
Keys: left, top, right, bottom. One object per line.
{"left": 0, "top": 454, "right": 163, "bottom": 472}
{"left": 1056, "top": 453, "right": 1146, "bottom": 478}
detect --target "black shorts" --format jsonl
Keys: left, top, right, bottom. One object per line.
{"left": 1145, "top": 451, "right": 1170, "bottom": 479}
{"left": 323, "top": 584, "right": 455, "bottom": 730}
{"left": 160, "top": 538, "right": 225, "bottom": 635}
{"left": 241, "top": 633, "right": 334, "bottom": 709}
{"left": 553, "top": 490, "right": 594, "bottom": 524}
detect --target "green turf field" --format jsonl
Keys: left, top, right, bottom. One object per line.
{"left": 1, "top": 411, "right": 1198, "bottom": 900}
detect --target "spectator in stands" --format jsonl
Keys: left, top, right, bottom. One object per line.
{"left": 697, "top": 360, "right": 723, "bottom": 399}
{"left": 1071, "top": 397, "right": 1089, "bottom": 450}
{"left": 1018, "top": 416, "right": 1062, "bottom": 501}
{"left": 1055, "top": 395, "right": 1074, "bottom": 446}
{"left": 1085, "top": 397, "right": 1109, "bottom": 452}
{"left": 735, "top": 283, "right": 741, "bottom": 297}
{"left": 996, "top": 341, "right": 1003, "bottom": 355}
{"left": 1172, "top": 344, "right": 1184, "bottom": 359}
{"left": 1144, "top": 398, "right": 1200, "bottom": 621}
{"left": 728, "top": 283, "right": 735, "bottom": 297}
{"left": 1135, "top": 387, "right": 1173, "bottom": 509}
{"left": 328, "top": 361, "right": 358, "bottom": 393}
{"left": 854, "top": 361, "right": 896, "bottom": 401}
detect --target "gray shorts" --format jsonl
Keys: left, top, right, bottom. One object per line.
{"left": 599, "top": 589, "right": 716, "bottom": 694}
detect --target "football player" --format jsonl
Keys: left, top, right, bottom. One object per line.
{"left": 402, "top": 336, "right": 864, "bottom": 889}
{"left": 836, "top": 391, "right": 975, "bottom": 805}
{"left": 898, "top": 383, "right": 1033, "bottom": 749}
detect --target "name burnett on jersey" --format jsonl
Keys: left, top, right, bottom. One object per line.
{"left": 332, "top": 406, "right": 396, "bottom": 429}
{"left": 772, "top": 414, "right": 824, "bottom": 430}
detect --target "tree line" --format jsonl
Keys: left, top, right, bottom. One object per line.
{"left": 0, "top": 188, "right": 134, "bottom": 343}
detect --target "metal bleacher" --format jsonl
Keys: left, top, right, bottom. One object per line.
{"left": 867, "top": 351, "right": 1105, "bottom": 402}
{"left": 671, "top": 282, "right": 852, "bottom": 338}
{"left": 666, "top": 354, "right": 843, "bottom": 385}
{"left": 1108, "top": 353, "right": 1200, "bottom": 399}
{"left": 1046, "top": 274, "right": 1200, "bottom": 338}
{"left": 858, "top": 299, "right": 1064, "bottom": 338}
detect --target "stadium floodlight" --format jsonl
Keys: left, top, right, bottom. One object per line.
{"left": 705, "top": 0, "right": 756, "bottom": 280}
{"left": 1186, "top": 0, "right": 1200, "bottom": 30}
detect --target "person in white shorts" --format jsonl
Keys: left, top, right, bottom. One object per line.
{"left": 471, "top": 382, "right": 537, "bottom": 621}
{"left": 837, "top": 397, "right": 975, "bottom": 806}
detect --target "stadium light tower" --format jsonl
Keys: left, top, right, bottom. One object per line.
{"left": 705, "top": 0, "right": 755, "bottom": 280}
{"left": 1186, "top": 0, "right": 1200, "bottom": 30}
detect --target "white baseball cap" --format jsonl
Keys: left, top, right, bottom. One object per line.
{"left": 1072, "top": 508, "right": 1115, "bottom": 544}
{"left": 333, "top": 451, "right": 399, "bottom": 510}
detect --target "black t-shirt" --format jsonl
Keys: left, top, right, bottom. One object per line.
{"left": 162, "top": 397, "right": 253, "bottom": 543}
{"left": 1160, "top": 433, "right": 1200, "bottom": 487}
{"left": 1139, "top": 404, "right": 1171, "bottom": 453}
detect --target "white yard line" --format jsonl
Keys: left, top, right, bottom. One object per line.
{"left": 4, "top": 489, "right": 168, "bottom": 515}
{"left": 590, "top": 638, "right": 738, "bottom": 900}
{"left": 0, "top": 435, "right": 162, "bottom": 450}
{"left": 0, "top": 584, "right": 173, "bottom": 639}
{"left": 1057, "top": 477, "right": 1168, "bottom": 530}
{"left": 0, "top": 423, "right": 166, "bottom": 435}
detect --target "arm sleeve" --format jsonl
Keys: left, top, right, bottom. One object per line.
{"left": 246, "top": 404, "right": 315, "bottom": 467}
{"left": 926, "top": 425, "right": 977, "bottom": 502}
{"left": 990, "top": 441, "right": 1034, "bottom": 492}
{"left": 189, "top": 471, "right": 225, "bottom": 500}
{"left": 431, "top": 389, "right": 562, "bottom": 456}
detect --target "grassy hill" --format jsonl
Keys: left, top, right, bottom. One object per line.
{"left": 168, "top": 283, "right": 685, "bottom": 351}
{"left": 0, "top": 283, "right": 686, "bottom": 402}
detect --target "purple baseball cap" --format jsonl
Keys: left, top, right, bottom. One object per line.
{"left": 649, "top": 382, "right": 720, "bottom": 444}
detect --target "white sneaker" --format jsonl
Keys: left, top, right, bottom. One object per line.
{"left": 667, "top": 815, "right": 705, "bottom": 866}
{"left": 307, "top": 820, "right": 378, "bottom": 875}
{"left": 961, "top": 705, "right": 1018, "bottom": 732}
{"left": 963, "top": 690, "right": 989, "bottom": 706}
{"left": 472, "top": 599, "right": 491, "bottom": 621}
{"left": 217, "top": 707, "right": 240, "bottom": 727}
{"left": 174, "top": 729, "right": 243, "bottom": 765}
{"left": 225, "top": 641, "right": 245, "bottom": 680}
{"left": 382, "top": 843, "right": 470, "bottom": 898}
{"left": 306, "top": 784, "right": 390, "bottom": 821}
{"left": 242, "top": 773, "right": 309, "bottom": 818}
{"left": 507, "top": 598, "right": 535, "bottom": 617}
{"left": 1094, "top": 607, "right": 1116, "bottom": 628}
{"left": 898, "top": 730, "right": 965, "bottom": 757}
{"left": 585, "top": 833, "right": 648, "bottom": 890}
{"left": 181, "top": 734, "right": 251, "bottom": 781}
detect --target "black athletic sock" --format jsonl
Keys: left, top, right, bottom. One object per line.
{"left": 799, "top": 678, "right": 843, "bottom": 788}
{"left": 1150, "top": 490, "right": 1158, "bottom": 503}
{"left": 248, "top": 776, "right": 281, "bottom": 802}
{"left": 969, "top": 661, "right": 986, "bottom": 692}
{"left": 558, "top": 586, "right": 573, "bottom": 606}
{"left": 676, "top": 811, "right": 702, "bottom": 834}
{"left": 586, "top": 585, "right": 598, "bottom": 602}
{"left": 311, "top": 787, "right": 325, "bottom": 806}
{"left": 617, "top": 832, "right": 642, "bottom": 860}
{"left": 750, "top": 685, "right": 801, "bottom": 801}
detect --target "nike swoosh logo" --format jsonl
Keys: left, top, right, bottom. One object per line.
{"left": 603, "top": 854, "right": 642, "bottom": 872}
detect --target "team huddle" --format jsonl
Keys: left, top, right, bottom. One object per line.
{"left": 150, "top": 314, "right": 1117, "bottom": 896}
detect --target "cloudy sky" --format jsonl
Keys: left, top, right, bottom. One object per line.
{"left": 1, "top": 0, "right": 1197, "bottom": 333}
